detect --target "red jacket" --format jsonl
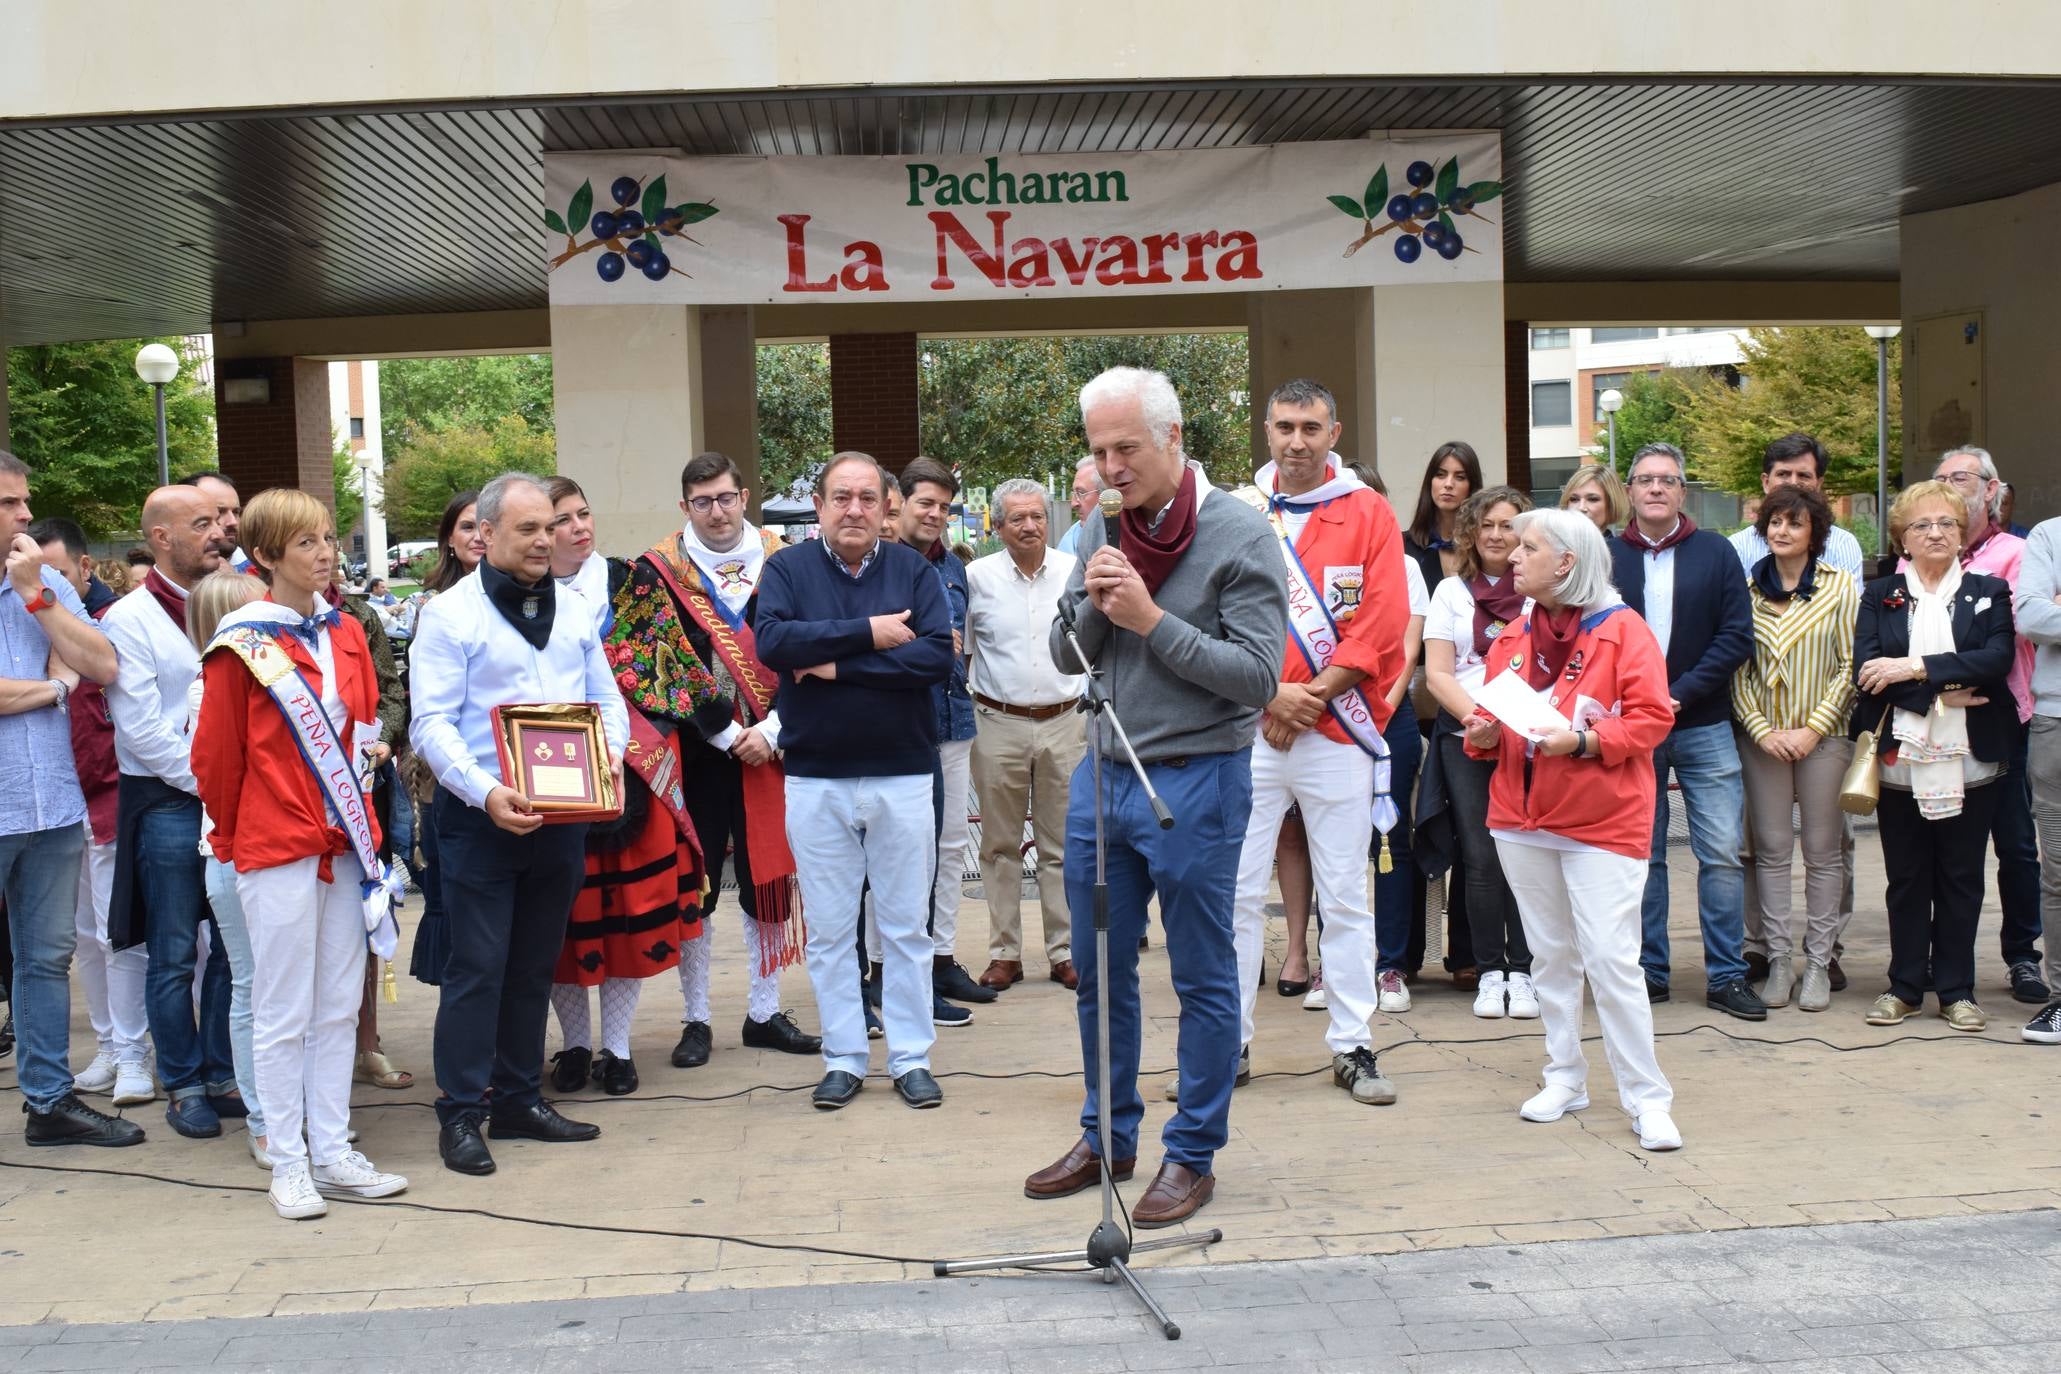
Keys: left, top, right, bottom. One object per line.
{"left": 1264, "top": 481, "right": 1411, "bottom": 740}
{"left": 1468, "top": 605, "right": 1674, "bottom": 860}
{"left": 191, "top": 610, "right": 382, "bottom": 878}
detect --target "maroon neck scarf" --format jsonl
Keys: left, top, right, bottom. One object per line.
{"left": 1527, "top": 604, "right": 1584, "bottom": 690}
{"left": 143, "top": 567, "right": 189, "bottom": 633}
{"left": 920, "top": 537, "right": 947, "bottom": 563}
{"left": 1120, "top": 466, "right": 1199, "bottom": 595}
{"left": 1466, "top": 571, "right": 1526, "bottom": 657}
{"left": 1622, "top": 515, "right": 1697, "bottom": 556}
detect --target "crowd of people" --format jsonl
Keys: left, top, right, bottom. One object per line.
{"left": 2, "top": 362, "right": 2058, "bottom": 1232}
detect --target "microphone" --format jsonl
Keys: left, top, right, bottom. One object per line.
{"left": 1098, "top": 489, "right": 1123, "bottom": 524}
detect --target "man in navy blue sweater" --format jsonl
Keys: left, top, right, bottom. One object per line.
{"left": 755, "top": 452, "right": 956, "bottom": 1110}
{"left": 1610, "top": 443, "right": 1765, "bottom": 1021}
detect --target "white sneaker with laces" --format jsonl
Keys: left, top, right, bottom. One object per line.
{"left": 1302, "top": 972, "right": 1327, "bottom": 1011}
{"left": 269, "top": 1161, "right": 328, "bottom": 1220}
{"left": 1506, "top": 972, "right": 1541, "bottom": 1019}
{"left": 1519, "top": 1083, "right": 1589, "bottom": 1122}
{"left": 311, "top": 1150, "right": 409, "bottom": 1199}
{"left": 73, "top": 1052, "right": 118, "bottom": 1096}
{"left": 1634, "top": 1110, "right": 1683, "bottom": 1151}
{"left": 1472, "top": 969, "right": 1509, "bottom": 1019}
{"left": 111, "top": 1059, "right": 157, "bottom": 1106}
{"left": 1376, "top": 969, "right": 1412, "bottom": 1013}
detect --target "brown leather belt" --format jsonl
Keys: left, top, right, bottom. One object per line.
{"left": 974, "top": 692, "right": 1079, "bottom": 722}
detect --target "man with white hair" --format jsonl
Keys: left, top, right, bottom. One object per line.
{"left": 965, "top": 477, "right": 1083, "bottom": 991}
{"left": 1057, "top": 457, "right": 1100, "bottom": 556}
{"left": 1022, "top": 366, "right": 1286, "bottom": 1229}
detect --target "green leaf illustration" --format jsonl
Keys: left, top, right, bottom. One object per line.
{"left": 1435, "top": 159, "right": 1460, "bottom": 202}
{"left": 644, "top": 230, "right": 660, "bottom": 253}
{"left": 675, "top": 202, "right": 719, "bottom": 225}
{"left": 1465, "top": 180, "right": 1505, "bottom": 204}
{"left": 543, "top": 209, "right": 567, "bottom": 234}
{"left": 568, "top": 180, "right": 593, "bottom": 237}
{"left": 641, "top": 174, "right": 669, "bottom": 226}
{"left": 1361, "top": 166, "right": 1389, "bottom": 219}
{"left": 1440, "top": 210, "right": 1456, "bottom": 237}
{"left": 1327, "top": 194, "right": 1366, "bottom": 220}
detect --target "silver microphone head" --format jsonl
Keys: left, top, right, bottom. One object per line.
{"left": 1098, "top": 489, "right": 1124, "bottom": 522}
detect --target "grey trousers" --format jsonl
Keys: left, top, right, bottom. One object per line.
{"left": 1738, "top": 730, "right": 1854, "bottom": 966}
{"left": 2023, "top": 715, "right": 2061, "bottom": 991}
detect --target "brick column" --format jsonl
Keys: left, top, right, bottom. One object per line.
{"left": 1503, "top": 320, "right": 1532, "bottom": 495}
{"left": 829, "top": 332, "right": 919, "bottom": 472}
{"left": 215, "top": 357, "right": 334, "bottom": 504}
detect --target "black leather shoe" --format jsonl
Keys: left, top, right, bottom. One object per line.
{"left": 1828, "top": 957, "right": 1848, "bottom": 992}
{"left": 207, "top": 1090, "right": 250, "bottom": 1120}
{"left": 1744, "top": 951, "right": 1771, "bottom": 984}
{"left": 742, "top": 1011, "right": 822, "bottom": 1055}
{"left": 0, "top": 1011, "right": 13, "bottom": 1057}
{"left": 934, "top": 957, "right": 998, "bottom": 1004}
{"left": 24, "top": 1094, "right": 145, "bottom": 1148}
{"left": 670, "top": 1022, "right": 711, "bottom": 1069}
{"left": 813, "top": 1070, "right": 864, "bottom": 1110}
{"left": 550, "top": 1046, "right": 593, "bottom": 1092}
{"left": 1706, "top": 978, "right": 1768, "bottom": 1021}
{"left": 1646, "top": 978, "right": 1670, "bottom": 1004}
{"left": 893, "top": 1068, "right": 943, "bottom": 1109}
{"left": 594, "top": 1051, "right": 638, "bottom": 1096}
{"left": 439, "top": 1117, "right": 495, "bottom": 1175}
{"left": 489, "top": 1101, "right": 601, "bottom": 1143}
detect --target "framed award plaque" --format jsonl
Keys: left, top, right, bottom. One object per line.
{"left": 490, "top": 703, "right": 622, "bottom": 823}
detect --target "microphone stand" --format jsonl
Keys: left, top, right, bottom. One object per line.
{"left": 934, "top": 591, "right": 1216, "bottom": 1341}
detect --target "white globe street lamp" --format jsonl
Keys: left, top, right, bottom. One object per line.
{"left": 133, "top": 343, "right": 180, "bottom": 485}
{"left": 1598, "top": 387, "right": 1625, "bottom": 475}
{"left": 1863, "top": 325, "right": 1903, "bottom": 558}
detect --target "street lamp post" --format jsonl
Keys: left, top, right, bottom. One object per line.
{"left": 1598, "top": 388, "right": 1625, "bottom": 474}
{"left": 355, "top": 455, "right": 377, "bottom": 581}
{"left": 132, "top": 344, "right": 180, "bottom": 485}
{"left": 1863, "top": 324, "right": 1902, "bottom": 559}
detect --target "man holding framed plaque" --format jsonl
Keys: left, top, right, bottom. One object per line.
{"left": 408, "top": 473, "right": 627, "bottom": 1177}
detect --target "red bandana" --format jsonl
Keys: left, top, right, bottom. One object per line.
{"left": 1119, "top": 466, "right": 1199, "bottom": 595}
{"left": 1527, "top": 605, "right": 1584, "bottom": 690}
{"left": 143, "top": 567, "right": 188, "bottom": 633}
{"left": 1621, "top": 515, "right": 1697, "bottom": 557}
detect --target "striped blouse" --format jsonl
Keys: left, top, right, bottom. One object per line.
{"left": 1731, "top": 562, "right": 1860, "bottom": 740}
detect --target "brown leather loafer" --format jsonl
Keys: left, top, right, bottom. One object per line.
{"left": 1131, "top": 1160, "right": 1214, "bottom": 1229}
{"left": 1024, "top": 1139, "right": 1135, "bottom": 1199}
{"left": 978, "top": 959, "right": 1024, "bottom": 991}
{"left": 1048, "top": 960, "right": 1079, "bottom": 990}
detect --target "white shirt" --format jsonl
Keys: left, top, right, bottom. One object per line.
{"left": 102, "top": 581, "right": 202, "bottom": 794}
{"left": 1731, "top": 522, "right": 1864, "bottom": 578}
{"left": 965, "top": 547, "right": 1085, "bottom": 707}
{"left": 407, "top": 568, "right": 629, "bottom": 810}
{"left": 555, "top": 553, "right": 612, "bottom": 639}
{"left": 1424, "top": 573, "right": 1505, "bottom": 694}
{"left": 1403, "top": 552, "right": 1429, "bottom": 619}
{"left": 684, "top": 528, "right": 783, "bottom": 754}
{"left": 1644, "top": 547, "right": 1677, "bottom": 658}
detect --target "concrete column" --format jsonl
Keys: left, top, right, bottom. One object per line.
{"left": 829, "top": 332, "right": 919, "bottom": 472}
{"left": 1245, "top": 290, "right": 1375, "bottom": 481}
{"left": 1369, "top": 281, "right": 1508, "bottom": 493}
{"left": 697, "top": 305, "right": 764, "bottom": 512}
{"left": 552, "top": 302, "right": 704, "bottom": 558}
{"left": 214, "top": 357, "right": 334, "bottom": 504}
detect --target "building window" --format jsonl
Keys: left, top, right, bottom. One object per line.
{"left": 1531, "top": 327, "right": 1570, "bottom": 349}
{"left": 1531, "top": 381, "right": 1572, "bottom": 428}
{"left": 349, "top": 417, "right": 365, "bottom": 440}
{"left": 1590, "top": 327, "right": 1662, "bottom": 344}
{"left": 1591, "top": 372, "right": 1633, "bottom": 422}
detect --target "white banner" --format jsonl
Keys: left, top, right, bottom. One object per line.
{"left": 543, "top": 135, "right": 1502, "bottom": 305}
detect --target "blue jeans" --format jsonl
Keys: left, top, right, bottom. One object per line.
{"left": 1374, "top": 696, "right": 1423, "bottom": 973}
{"left": 138, "top": 796, "right": 234, "bottom": 1096}
{"left": 1066, "top": 749, "right": 1251, "bottom": 1173}
{"left": 204, "top": 857, "right": 266, "bottom": 1137}
{"left": 1641, "top": 721, "right": 1748, "bottom": 991}
{"left": 2, "top": 824, "right": 85, "bottom": 1111}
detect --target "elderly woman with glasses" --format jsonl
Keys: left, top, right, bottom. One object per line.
{"left": 1462, "top": 509, "right": 1681, "bottom": 1151}
{"left": 1855, "top": 480, "right": 2017, "bottom": 1033}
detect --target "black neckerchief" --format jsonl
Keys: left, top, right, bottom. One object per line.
{"left": 1751, "top": 552, "right": 1818, "bottom": 605}
{"left": 479, "top": 559, "right": 556, "bottom": 650}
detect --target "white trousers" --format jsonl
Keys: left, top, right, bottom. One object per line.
{"left": 235, "top": 855, "right": 367, "bottom": 1170}
{"left": 1494, "top": 839, "right": 1672, "bottom": 1118}
{"left": 73, "top": 827, "right": 149, "bottom": 1062}
{"left": 1234, "top": 728, "right": 1379, "bottom": 1054}
{"left": 929, "top": 738, "right": 975, "bottom": 957}
{"left": 787, "top": 774, "right": 936, "bottom": 1078}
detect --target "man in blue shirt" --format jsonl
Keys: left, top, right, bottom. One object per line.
{"left": 0, "top": 451, "right": 141, "bottom": 1147}
{"left": 1056, "top": 457, "right": 1098, "bottom": 557}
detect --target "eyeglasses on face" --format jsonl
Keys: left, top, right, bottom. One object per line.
{"left": 1936, "top": 470, "right": 1985, "bottom": 488}
{"left": 687, "top": 492, "right": 743, "bottom": 513}
{"left": 1906, "top": 518, "right": 1961, "bottom": 535}
{"left": 1629, "top": 473, "right": 1683, "bottom": 490}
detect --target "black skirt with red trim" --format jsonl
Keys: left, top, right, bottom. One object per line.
{"left": 552, "top": 773, "right": 706, "bottom": 987}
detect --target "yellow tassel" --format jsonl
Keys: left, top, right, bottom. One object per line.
{"left": 382, "top": 960, "right": 398, "bottom": 1004}
{"left": 1378, "top": 835, "right": 1393, "bottom": 874}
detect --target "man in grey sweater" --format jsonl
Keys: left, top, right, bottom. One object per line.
{"left": 1022, "top": 366, "right": 1286, "bottom": 1228}
{"left": 2012, "top": 515, "right": 2061, "bottom": 1043}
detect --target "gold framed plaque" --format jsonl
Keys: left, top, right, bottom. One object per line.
{"left": 490, "top": 702, "right": 622, "bottom": 823}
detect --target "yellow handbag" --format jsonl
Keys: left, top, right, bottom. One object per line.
{"left": 1839, "top": 703, "right": 1893, "bottom": 816}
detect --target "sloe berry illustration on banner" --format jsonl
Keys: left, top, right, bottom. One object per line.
{"left": 544, "top": 135, "right": 1502, "bottom": 304}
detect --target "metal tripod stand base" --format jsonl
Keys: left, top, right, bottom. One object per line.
{"left": 933, "top": 1217, "right": 1222, "bottom": 1340}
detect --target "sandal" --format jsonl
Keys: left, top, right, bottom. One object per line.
{"left": 354, "top": 1050, "right": 414, "bottom": 1089}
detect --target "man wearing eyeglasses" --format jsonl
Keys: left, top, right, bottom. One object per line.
{"left": 1609, "top": 443, "right": 1763, "bottom": 1021}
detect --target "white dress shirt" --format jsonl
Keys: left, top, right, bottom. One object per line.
{"left": 102, "top": 582, "right": 201, "bottom": 794}
{"left": 407, "top": 568, "right": 628, "bottom": 810}
{"left": 555, "top": 552, "right": 612, "bottom": 638}
{"left": 965, "top": 547, "right": 1085, "bottom": 706}
{"left": 684, "top": 526, "right": 783, "bottom": 753}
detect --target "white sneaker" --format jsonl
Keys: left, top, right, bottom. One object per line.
{"left": 1302, "top": 972, "right": 1328, "bottom": 1011}
{"left": 269, "top": 1161, "right": 328, "bottom": 1220}
{"left": 111, "top": 1060, "right": 157, "bottom": 1106}
{"left": 1520, "top": 1083, "right": 1589, "bottom": 1122}
{"left": 1376, "top": 969, "right": 1412, "bottom": 1013}
{"left": 311, "top": 1150, "right": 408, "bottom": 1199}
{"left": 73, "top": 1052, "right": 118, "bottom": 1096}
{"left": 1634, "top": 1111, "right": 1683, "bottom": 1151}
{"left": 1506, "top": 972, "right": 1541, "bottom": 1020}
{"left": 1472, "top": 969, "right": 1509, "bottom": 1019}
{"left": 248, "top": 1132, "right": 274, "bottom": 1170}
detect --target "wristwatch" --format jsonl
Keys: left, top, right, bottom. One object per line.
{"left": 23, "top": 586, "right": 56, "bottom": 614}
{"left": 50, "top": 679, "right": 69, "bottom": 713}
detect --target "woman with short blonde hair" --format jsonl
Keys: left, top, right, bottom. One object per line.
{"left": 1559, "top": 464, "right": 1630, "bottom": 534}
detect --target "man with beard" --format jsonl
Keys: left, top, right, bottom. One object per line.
{"left": 182, "top": 472, "right": 248, "bottom": 572}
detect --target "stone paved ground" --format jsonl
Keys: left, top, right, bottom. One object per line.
{"left": 2, "top": 1209, "right": 2057, "bottom": 1371}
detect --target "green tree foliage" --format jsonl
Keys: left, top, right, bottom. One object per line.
{"left": 3, "top": 337, "right": 216, "bottom": 535}
{"left": 380, "top": 417, "right": 556, "bottom": 538}
{"left": 1677, "top": 327, "right": 1900, "bottom": 497}
{"left": 756, "top": 343, "right": 834, "bottom": 497}
{"left": 1593, "top": 369, "right": 1700, "bottom": 471}
{"left": 333, "top": 447, "right": 365, "bottom": 540}
{"left": 378, "top": 355, "right": 554, "bottom": 453}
